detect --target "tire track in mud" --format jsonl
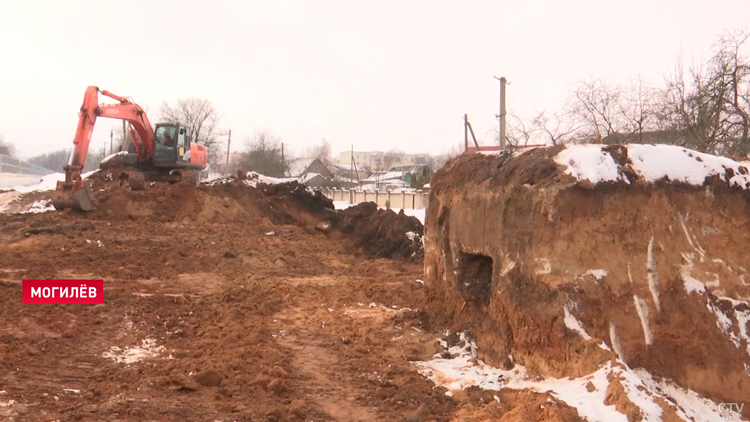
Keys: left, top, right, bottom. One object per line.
{"left": 272, "top": 296, "right": 380, "bottom": 422}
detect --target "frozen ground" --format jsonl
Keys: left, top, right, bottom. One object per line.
{"left": 414, "top": 332, "right": 733, "bottom": 422}
{"left": 556, "top": 144, "right": 750, "bottom": 187}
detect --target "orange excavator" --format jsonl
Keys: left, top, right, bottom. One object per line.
{"left": 52, "top": 86, "right": 208, "bottom": 211}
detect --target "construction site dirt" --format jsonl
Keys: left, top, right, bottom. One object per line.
{"left": 0, "top": 175, "right": 454, "bottom": 422}
{"left": 3, "top": 143, "right": 750, "bottom": 422}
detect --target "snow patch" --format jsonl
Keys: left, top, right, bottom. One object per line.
{"left": 564, "top": 306, "right": 591, "bottom": 340}
{"left": 718, "top": 296, "right": 750, "bottom": 357}
{"left": 646, "top": 236, "right": 661, "bottom": 313}
{"left": 102, "top": 338, "right": 168, "bottom": 364}
{"left": 99, "top": 151, "right": 128, "bottom": 164}
{"left": 415, "top": 332, "right": 731, "bottom": 422}
{"left": 634, "top": 295, "right": 653, "bottom": 346}
{"left": 609, "top": 322, "right": 625, "bottom": 361}
{"left": 555, "top": 144, "right": 621, "bottom": 184}
{"left": 412, "top": 332, "right": 526, "bottom": 391}
{"left": 535, "top": 258, "right": 551, "bottom": 275}
{"left": 333, "top": 200, "right": 354, "bottom": 210}
{"left": 678, "top": 212, "right": 706, "bottom": 260}
{"left": 3, "top": 170, "right": 98, "bottom": 194}
{"left": 555, "top": 144, "right": 750, "bottom": 190}
{"left": 634, "top": 368, "right": 731, "bottom": 422}
{"left": 26, "top": 200, "right": 54, "bottom": 214}
{"left": 682, "top": 275, "right": 706, "bottom": 295}
{"left": 585, "top": 269, "right": 608, "bottom": 280}
{"left": 707, "top": 300, "right": 739, "bottom": 348}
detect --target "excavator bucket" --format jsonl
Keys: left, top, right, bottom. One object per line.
{"left": 52, "top": 179, "right": 97, "bottom": 211}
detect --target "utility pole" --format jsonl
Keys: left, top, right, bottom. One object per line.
{"left": 110, "top": 129, "right": 113, "bottom": 155}
{"left": 350, "top": 145, "right": 353, "bottom": 182}
{"left": 122, "top": 121, "right": 126, "bottom": 149}
{"left": 464, "top": 114, "right": 469, "bottom": 153}
{"left": 494, "top": 76, "right": 508, "bottom": 150}
{"left": 225, "top": 129, "right": 231, "bottom": 175}
{"left": 281, "top": 142, "right": 285, "bottom": 177}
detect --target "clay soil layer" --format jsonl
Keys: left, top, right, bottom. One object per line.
{"left": 424, "top": 147, "right": 750, "bottom": 419}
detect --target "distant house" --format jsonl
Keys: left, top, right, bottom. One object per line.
{"left": 329, "top": 161, "right": 364, "bottom": 180}
{"left": 337, "top": 150, "right": 433, "bottom": 173}
{"left": 389, "top": 165, "right": 433, "bottom": 187}
{"left": 287, "top": 158, "right": 333, "bottom": 179}
{"left": 361, "top": 164, "right": 432, "bottom": 190}
{"left": 286, "top": 157, "right": 362, "bottom": 188}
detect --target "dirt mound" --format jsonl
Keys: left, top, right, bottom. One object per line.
{"left": 424, "top": 144, "right": 750, "bottom": 420}
{"left": 78, "top": 175, "right": 335, "bottom": 231}
{"left": 3, "top": 172, "right": 424, "bottom": 265}
{"left": 334, "top": 202, "right": 424, "bottom": 262}
{"left": 258, "top": 181, "right": 334, "bottom": 216}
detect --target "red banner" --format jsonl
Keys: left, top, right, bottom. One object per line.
{"left": 22, "top": 280, "right": 104, "bottom": 304}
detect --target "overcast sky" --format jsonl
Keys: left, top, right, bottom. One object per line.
{"left": 1, "top": 0, "right": 748, "bottom": 161}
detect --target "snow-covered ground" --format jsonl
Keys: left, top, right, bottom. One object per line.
{"left": 0, "top": 173, "right": 43, "bottom": 189}
{"left": 414, "top": 332, "right": 732, "bottom": 422}
{"left": 0, "top": 171, "right": 98, "bottom": 214}
{"left": 556, "top": 144, "right": 750, "bottom": 187}
{"left": 0, "top": 171, "right": 99, "bottom": 194}
{"left": 205, "top": 171, "right": 299, "bottom": 187}
{"left": 333, "top": 200, "right": 354, "bottom": 210}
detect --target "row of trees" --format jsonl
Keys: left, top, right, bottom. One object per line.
{"left": 506, "top": 29, "right": 750, "bottom": 156}
{"left": 0, "top": 134, "right": 14, "bottom": 157}
{"left": 235, "top": 130, "right": 334, "bottom": 178}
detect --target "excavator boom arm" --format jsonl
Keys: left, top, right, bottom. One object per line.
{"left": 69, "top": 86, "right": 156, "bottom": 168}
{"left": 54, "top": 86, "right": 158, "bottom": 211}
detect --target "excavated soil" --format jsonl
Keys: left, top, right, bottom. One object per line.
{"left": 0, "top": 177, "right": 455, "bottom": 422}
{"left": 1, "top": 175, "right": 574, "bottom": 422}
{"left": 425, "top": 146, "right": 750, "bottom": 420}
{"left": 8, "top": 144, "right": 748, "bottom": 421}
{"left": 334, "top": 202, "right": 424, "bottom": 263}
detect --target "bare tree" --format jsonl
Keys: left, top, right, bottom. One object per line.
{"left": 304, "top": 138, "right": 333, "bottom": 167}
{"left": 533, "top": 111, "right": 584, "bottom": 145}
{"left": 659, "top": 29, "right": 750, "bottom": 155}
{"left": 0, "top": 134, "right": 15, "bottom": 157}
{"left": 382, "top": 149, "right": 404, "bottom": 170}
{"left": 568, "top": 78, "right": 627, "bottom": 138}
{"left": 28, "top": 149, "right": 70, "bottom": 172}
{"left": 159, "top": 98, "right": 224, "bottom": 163}
{"left": 710, "top": 29, "right": 750, "bottom": 154}
{"left": 618, "top": 75, "right": 660, "bottom": 142}
{"left": 238, "top": 129, "right": 287, "bottom": 178}
{"left": 433, "top": 143, "right": 463, "bottom": 170}
{"left": 505, "top": 112, "right": 535, "bottom": 147}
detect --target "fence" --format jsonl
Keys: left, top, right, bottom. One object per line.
{"left": 319, "top": 188, "right": 429, "bottom": 210}
{"left": 0, "top": 154, "right": 57, "bottom": 189}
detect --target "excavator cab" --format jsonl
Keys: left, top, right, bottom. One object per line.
{"left": 153, "top": 123, "right": 194, "bottom": 165}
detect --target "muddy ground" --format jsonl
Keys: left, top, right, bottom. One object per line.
{"left": 0, "top": 177, "right": 497, "bottom": 422}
